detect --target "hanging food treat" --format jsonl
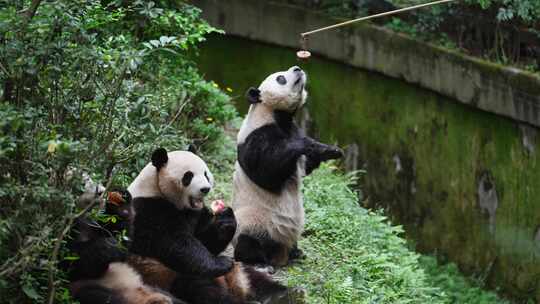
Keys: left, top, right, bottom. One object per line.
{"left": 297, "top": 50, "right": 311, "bottom": 60}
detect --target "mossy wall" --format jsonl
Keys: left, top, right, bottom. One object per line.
{"left": 198, "top": 35, "right": 540, "bottom": 301}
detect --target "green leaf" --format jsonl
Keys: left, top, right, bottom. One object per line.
{"left": 63, "top": 256, "right": 80, "bottom": 261}
{"left": 22, "top": 285, "right": 40, "bottom": 300}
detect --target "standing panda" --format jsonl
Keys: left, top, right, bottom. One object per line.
{"left": 233, "top": 66, "right": 344, "bottom": 267}
{"left": 127, "top": 148, "right": 284, "bottom": 304}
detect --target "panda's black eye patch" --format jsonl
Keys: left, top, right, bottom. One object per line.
{"left": 204, "top": 171, "right": 210, "bottom": 183}
{"left": 182, "top": 171, "right": 194, "bottom": 187}
{"left": 276, "top": 75, "right": 287, "bottom": 85}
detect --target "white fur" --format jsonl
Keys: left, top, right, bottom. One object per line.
{"left": 237, "top": 66, "right": 307, "bottom": 144}
{"left": 235, "top": 263, "right": 251, "bottom": 296}
{"left": 128, "top": 151, "right": 214, "bottom": 210}
{"left": 257, "top": 67, "right": 307, "bottom": 112}
{"left": 237, "top": 103, "right": 275, "bottom": 144}
{"left": 98, "top": 262, "right": 144, "bottom": 291}
{"left": 95, "top": 263, "right": 173, "bottom": 304}
{"left": 233, "top": 66, "right": 308, "bottom": 248}
{"left": 233, "top": 161, "right": 305, "bottom": 248}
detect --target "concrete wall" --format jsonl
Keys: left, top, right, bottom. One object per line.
{"left": 194, "top": 0, "right": 540, "bottom": 128}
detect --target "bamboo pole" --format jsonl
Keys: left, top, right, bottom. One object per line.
{"left": 301, "top": 0, "right": 458, "bottom": 38}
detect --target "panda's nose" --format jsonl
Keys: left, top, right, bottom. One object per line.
{"left": 200, "top": 187, "right": 210, "bottom": 195}
{"left": 292, "top": 66, "right": 302, "bottom": 73}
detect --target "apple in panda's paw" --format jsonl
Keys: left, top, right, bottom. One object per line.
{"left": 211, "top": 200, "right": 227, "bottom": 215}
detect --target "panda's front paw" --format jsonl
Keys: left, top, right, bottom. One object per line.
{"left": 215, "top": 208, "right": 237, "bottom": 239}
{"left": 217, "top": 207, "right": 235, "bottom": 219}
{"left": 289, "top": 246, "right": 305, "bottom": 261}
{"left": 330, "top": 146, "right": 344, "bottom": 159}
{"left": 321, "top": 145, "right": 344, "bottom": 161}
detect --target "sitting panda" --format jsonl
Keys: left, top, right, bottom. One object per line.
{"left": 66, "top": 214, "right": 184, "bottom": 304}
{"left": 127, "top": 148, "right": 284, "bottom": 304}
{"left": 233, "top": 66, "right": 344, "bottom": 267}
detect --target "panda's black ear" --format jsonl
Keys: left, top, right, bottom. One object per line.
{"left": 151, "top": 148, "right": 168, "bottom": 170}
{"left": 246, "top": 87, "right": 261, "bottom": 104}
{"left": 187, "top": 144, "right": 198, "bottom": 155}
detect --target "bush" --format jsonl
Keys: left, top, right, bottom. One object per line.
{"left": 0, "top": 1, "right": 235, "bottom": 302}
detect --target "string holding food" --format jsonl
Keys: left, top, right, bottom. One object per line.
{"left": 297, "top": 0, "right": 458, "bottom": 60}
{"left": 296, "top": 36, "right": 311, "bottom": 61}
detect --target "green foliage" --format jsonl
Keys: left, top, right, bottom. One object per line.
{"left": 304, "top": 0, "right": 539, "bottom": 73}
{"left": 288, "top": 164, "right": 509, "bottom": 303}
{"left": 419, "top": 256, "right": 513, "bottom": 304}
{"left": 469, "top": 0, "right": 540, "bottom": 22}
{"left": 388, "top": 0, "right": 540, "bottom": 23}
{"left": 0, "top": 1, "right": 235, "bottom": 302}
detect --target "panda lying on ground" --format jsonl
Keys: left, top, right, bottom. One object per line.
{"left": 127, "top": 148, "right": 284, "bottom": 304}
{"left": 233, "top": 66, "right": 344, "bottom": 267}
{"left": 66, "top": 198, "right": 184, "bottom": 304}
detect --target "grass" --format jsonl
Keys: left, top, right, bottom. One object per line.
{"left": 205, "top": 137, "right": 509, "bottom": 303}
{"left": 285, "top": 164, "right": 510, "bottom": 304}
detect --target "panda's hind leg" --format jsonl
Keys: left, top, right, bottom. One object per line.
{"left": 288, "top": 243, "right": 304, "bottom": 261}
{"left": 71, "top": 283, "right": 127, "bottom": 304}
{"left": 234, "top": 233, "right": 267, "bottom": 265}
{"left": 170, "top": 275, "right": 242, "bottom": 304}
{"left": 243, "top": 265, "right": 286, "bottom": 299}
{"left": 234, "top": 233, "right": 289, "bottom": 267}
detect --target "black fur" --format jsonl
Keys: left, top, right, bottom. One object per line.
{"left": 276, "top": 75, "right": 287, "bottom": 85}
{"left": 181, "top": 171, "right": 194, "bottom": 187}
{"left": 187, "top": 144, "right": 198, "bottom": 155}
{"left": 303, "top": 136, "right": 344, "bottom": 175}
{"left": 130, "top": 198, "right": 234, "bottom": 278}
{"left": 195, "top": 207, "right": 237, "bottom": 255}
{"left": 234, "top": 233, "right": 286, "bottom": 265}
{"left": 246, "top": 87, "right": 261, "bottom": 104}
{"left": 237, "top": 110, "right": 343, "bottom": 193}
{"left": 152, "top": 148, "right": 168, "bottom": 170}
{"left": 67, "top": 218, "right": 127, "bottom": 281}
{"left": 243, "top": 267, "right": 286, "bottom": 298}
{"left": 288, "top": 243, "right": 304, "bottom": 260}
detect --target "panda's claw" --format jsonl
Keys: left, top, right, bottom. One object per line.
{"left": 215, "top": 208, "right": 237, "bottom": 237}
{"left": 288, "top": 247, "right": 305, "bottom": 261}
{"left": 329, "top": 146, "right": 344, "bottom": 159}
{"left": 320, "top": 145, "right": 344, "bottom": 161}
{"left": 254, "top": 265, "right": 275, "bottom": 274}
